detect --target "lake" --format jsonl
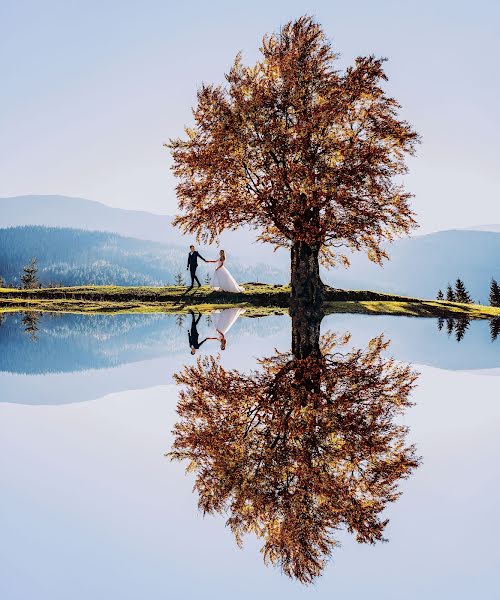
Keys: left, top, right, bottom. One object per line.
{"left": 1, "top": 309, "right": 499, "bottom": 599}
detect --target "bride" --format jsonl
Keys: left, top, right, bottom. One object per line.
{"left": 209, "top": 250, "right": 245, "bottom": 293}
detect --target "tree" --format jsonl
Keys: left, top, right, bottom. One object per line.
{"left": 21, "top": 258, "right": 39, "bottom": 289}
{"left": 169, "top": 304, "right": 419, "bottom": 583}
{"left": 489, "top": 278, "right": 500, "bottom": 307}
{"left": 454, "top": 318, "right": 470, "bottom": 342}
{"left": 490, "top": 317, "right": 500, "bottom": 342}
{"left": 167, "top": 16, "right": 419, "bottom": 306}
{"left": 204, "top": 272, "right": 211, "bottom": 286}
{"left": 175, "top": 314, "right": 185, "bottom": 329}
{"left": 446, "top": 284, "right": 455, "bottom": 302}
{"left": 436, "top": 289, "right": 444, "bottom": 300}
{"left": 454, "top": 278, "right": 472, "bottom": 304}
{"left": 174, "top": 272, "right": 185, "bottom": 286}
{"left": 0, "top": 275, "right": 6, "bottom": 288}
{"left": 21, "top": 311, "right": 40, "bottom": 341}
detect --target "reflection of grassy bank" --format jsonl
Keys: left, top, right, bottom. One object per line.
{"left": 1, "top": 284, "right": 500, "bottom": 319}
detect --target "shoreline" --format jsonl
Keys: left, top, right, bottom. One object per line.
{"left": 1, "top": 284, "right": 500, "bottom": 319}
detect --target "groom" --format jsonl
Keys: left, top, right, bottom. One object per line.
{"left": 186, "top": 244, "right": 207, "bottom": 289}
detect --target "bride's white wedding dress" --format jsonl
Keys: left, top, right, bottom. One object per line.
{"left": 211, "top": 260, "right": 245, "bottom": 293}
{"left": 212, "top": 307, "right": 246, "bottom": 336}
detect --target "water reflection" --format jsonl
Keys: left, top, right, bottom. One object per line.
{"left": 437, "top": 317, "right": 471, "bottom": 342}
{"left": 490, "top": 317, "right": 500, "bottom": 341}
{"left": 21, "top": 311, "right": 41, "bottom": 341}
{"left": 436, "top": 316, "right": 500, "bottom": 342}
{"left": 169, "top": 306, "right": 420, "bottom": 583}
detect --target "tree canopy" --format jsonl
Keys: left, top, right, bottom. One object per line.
{"left": 169, "top": 312, "right": 419, "bottom": 582}
{"left": 167, "top": 16, "right": 419, "bottom": 283}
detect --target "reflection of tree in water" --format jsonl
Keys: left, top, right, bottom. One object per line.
{"left": 437, "top": 317, "right": 471, "bottom": 342}
{"left": 169, "top": 306, "right": 420, "bottom": 583}
{"left": 21, "top": 312, "right": 41, "bottom": 341}
{"left": 490, "top": 318, "right": 500, "bottom": 342}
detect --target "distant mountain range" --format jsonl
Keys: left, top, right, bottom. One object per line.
{"left": 0, "top": 195, "right": 288, "bottom": 267}
{"left": 1, "top": 194, "right": 500, "bottom": 299}
{"left": 0, "top": 226, "right": 285, "bottom": 286}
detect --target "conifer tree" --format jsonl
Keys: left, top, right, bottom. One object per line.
{"left": 446, "top": 318, "right": 454, "bottom": 335}
{"left": 446, "top": 284, "right": 455, "bottom": 302}
{"left": 454, "top": 278, "right": 472, "bottom": 304}
{"left": 454, "top": 318, "right": 470, "bottom": 342}
{"left": 490, "top": 317, "right": 500, "bottom": 341}
{"left": 204, "top": 273, "right": 211, "bottom": 286}
{"left": 489, "top": 279, "right": 500, "bottom": 307}
{"left": 0, "top": 275, "right": 6, "bottom": 288}
{"left": 436, "top": 289, "right": 444, "bottom": 300}
{"left": 174, "top": 272, "right": 185, "bottom": 286}
{"left": 21, "top": 258, "right": 39, "bottom": 289}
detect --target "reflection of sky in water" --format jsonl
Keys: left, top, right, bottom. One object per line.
{"left": 0, "top": 310, "right": 499, "bottom": 599}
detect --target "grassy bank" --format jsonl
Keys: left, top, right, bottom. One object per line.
{"left": 1, "top": 284, "right": 500, "bottom": 319}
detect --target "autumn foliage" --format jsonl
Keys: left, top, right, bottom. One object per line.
{"left": 169, "top": 325, "right": 419, "bottom": 583}
{"left": 167, "top": 16, "right": 419, "bottom": 303}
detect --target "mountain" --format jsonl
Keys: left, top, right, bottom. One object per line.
{"left": 0, "top": 226, "right": 286, "bottom": 286}
{"left": 0, "top": 195, "right": 289, "bottom": 268}
{"left": 464, "top": 224, "right": 500, "bottom": 233}
{"left": 329, "top": 230, "right": 500, "bottom": 302}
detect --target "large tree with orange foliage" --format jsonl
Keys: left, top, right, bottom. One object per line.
{"left": 169, "top": 308, "right": 419, "bottom": 583}
{"left": 167, "top": 16, "right": 419, "bottom": 304}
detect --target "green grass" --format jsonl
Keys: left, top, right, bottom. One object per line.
{"left": 1, "top": 284, "right": 499, "bottom": 319}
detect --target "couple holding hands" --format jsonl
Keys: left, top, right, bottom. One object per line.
{"left": 186, "top": 245, "right": 245, "bottom": 293}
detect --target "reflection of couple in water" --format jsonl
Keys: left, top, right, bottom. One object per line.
{"left": 188, "top": 307, "right": 245, "bottom": 354}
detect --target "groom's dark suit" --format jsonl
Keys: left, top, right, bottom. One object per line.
{"left": 187, "top": 250, "right": 206, "bottom": 288}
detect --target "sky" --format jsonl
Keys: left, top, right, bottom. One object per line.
{"left": 1, "top": 0, "right": 499, "bottom": 233}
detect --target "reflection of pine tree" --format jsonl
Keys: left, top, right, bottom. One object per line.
{"left": 21, "top": 312, "right": 40, "bottom": 341}
{"left": 446, "top": 284, "right": 455, "bottom": 302}
{"left": 436, "top": 289, "right": 444, "bottom": 300}
{"left": 205, "top": 314, "right": 212, "bottom": 326}
{"left": 454, "top": 278, "right": 472, "bottom": 304}
{"left": 175, "top": 314, "right": 185, "bottom": 329}
{"left": 446, "top": 318, "right": 454, "bottom": 335}
{"left": 490, "top": 318, "right": 500, "bottom": 341}
{"left": 437, "top": 317, "right": 444, "bottom": 331}
{"left": 489, "top": 279, "right": 500, "bottom": 307}
{"left": 454, "top": 318, "right": 470, "bottom": 342}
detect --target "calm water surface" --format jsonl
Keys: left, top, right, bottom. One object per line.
{"left": 1, "top": 310, "right": 499, "bottom": 599}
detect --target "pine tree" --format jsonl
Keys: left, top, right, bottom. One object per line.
{"left": 175, "top": 314, "right": 185, "bottom": 329}
{"left": 437, "top": 317, "right": 444, "bottom": 331}
{"left": 204, "top": 273, "right": 211, "bottom": 286}
{"left": 454, "top": 318, "right": 470, "bottom": 342}
{"left": 446, "top": 284, "right": 455, "bottom": 302}
{"left": 174, "top": 272, "right": 185, "bottom": 286}
{"left": 436, "top": 289, "right": 444, "bottom": 300}
{"left": 489, "top": 279, "right": 500, "bottom": 307}
{"left": 446, "top": 318, "right": 454, "bottom": 335}
{"left": 0, "top": 275, "right": 6, "bottom": 288}
{"left": 21, "top": 258, "right": 39, "bottom": 289}
{"left": 490, "top": 317, "right": 500, "bottom": 342}
{"left": 454, "top": 278, "right": 472, "bottom": 304}
{"left": 21, "top": 312, "right": 40, "bottom": 341}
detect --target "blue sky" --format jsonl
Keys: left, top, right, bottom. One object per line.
{"left": 1, "top": 0, "right": 499, "bottom": 232}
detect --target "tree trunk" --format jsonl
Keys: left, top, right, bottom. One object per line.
{"left": 291, "top": 301, "right": 324, "bottom": 359}
{"left": 290, "top": 240, "right": 324, "bottom": 306}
